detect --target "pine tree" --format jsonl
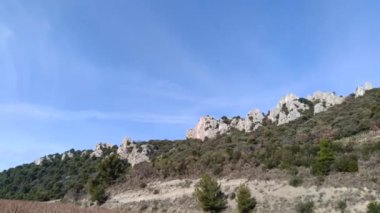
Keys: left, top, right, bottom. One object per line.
{"left": 194, "top": 174, "right": 226, "bottom": 212}
{"left": 236, "top": 184, "right": 256, "bottom": 213}
{"left": 312, "top": 139, "right": 335, "bottom": 175}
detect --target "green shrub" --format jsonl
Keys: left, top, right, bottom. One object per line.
{"left": 296, "top": 201, "right": 314, "bottom": 213}
{"left": 194, "top": 174, "right": 226, "bottom": 213}
{"left": 87, "top": 176, "right": 107, "bottom": 204}
{"left": 336, "top": 200, "right": 347, "bottom": 213}
{"left": 334, "top": 154, "right": 358, "bottom": 172}
{"left": 367, "top": 202, "right": 380, "bottom": 213}
{"left": 289, "top": 176, "right": 303, "bottom": 187}
{"left": 98, "top": 154, "right": 128, "bottom": 184}
{"left": 236, "top": 184, "right": 256, "bottom": 213}
{"left": 312, "top": 139, "right": 335, "bottom": 176}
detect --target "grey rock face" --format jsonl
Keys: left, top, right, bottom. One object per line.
{"left": 186, "top": 109, "right": 265, "bottom": 140}
{"left": 117, "top": 138, "right": 151, "bottom": 167}
{"left": 61, "top": 151, "right": 74, "bottom": 160}
{"left": 90, "top": 143, "right": 114, "bottom": 158}
{"left": 34, "top": 154, "right": 59, "bottom": 165}
{"left": 187, "top": 82, "right": 375, "bottom": 140}
{"left": 268, "top": 94, "right": 309, "bottom": 125}
{"left": 307, "top": 91, "right": 345, "bottom": 114}
{"left": 34, "top": 157, "right": 44, "bottom": 166}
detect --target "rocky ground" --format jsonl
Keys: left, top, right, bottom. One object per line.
{"left": 104, "top": 176, "right": 380, "bottom": 213}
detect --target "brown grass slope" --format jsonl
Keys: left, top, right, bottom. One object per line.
{"left": 0, "top": 200, "right": 126, "bottom": 213}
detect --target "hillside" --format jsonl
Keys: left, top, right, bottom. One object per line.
{"left": 1, "top": 86, "right": 380, "bottom": 212}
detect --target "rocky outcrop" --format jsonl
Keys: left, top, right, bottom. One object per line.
{"left": 34, "top": 154, "right": 59, "bottom": 165}
{"left": 186, "top": 116, "right": 227, "bottom": 141}
{"left": 34, "top": 157, "right": 44, "bottom": 166}
{"left": 187, "top": 82, "right": 375, "bottom": 140}
{"left": 355, "top": 82, "right": 373, "bottom": 97}
{"left": 61, "top": 151, "right": 74, "bottom": 160}
{"left": 117, "top": 138, "right": 151, "bottom": 167}
{"left": 90, "top": 143, "right": 114, "bottom": 158}
{"left": 268, "top": 94, "right": 309, "bottom": 125}
{"left": 186, "top": 109, "right": 265, "bottom": 140}
{"left": 33, "top": 138, "right": 151, "bottom": 167}
{"left": 307, "top": 91, "right": 344, "bottom": 114}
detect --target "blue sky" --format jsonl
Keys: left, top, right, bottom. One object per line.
{"left": 1, "top": 0, "right": 380, "bottom": 171}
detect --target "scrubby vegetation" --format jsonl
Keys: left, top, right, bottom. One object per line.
{"left": 0, "top": 148, "right": 129, "bottom": 203}
{"left": 144, "top": 89, "right": 380, "bottom": 179}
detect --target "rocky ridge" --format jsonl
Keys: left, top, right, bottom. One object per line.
{"left": 187, "top": 82, "right": 374, "bottom": 140}
{"left": 34, "top": 138, "right": 152, "bottom": 167}
{"left": 117, "top": 138, "right": 151, "bottom": 167}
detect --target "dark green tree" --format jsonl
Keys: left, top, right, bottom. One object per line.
{"left": 312, "top": 139, "right": 335, "bottom": 175}
{"left": 236, "top": 184, "right": 256, "bottom": 213}
{"left": 98, "top": 154, "right": 128, "bottom": 184}
{"left": 367, "top": 202, "right": 380, "bottom": 213}
{"left": 194, "top": 174, "right": 226, "bottom": 213}
{"left": 87, "top": 176, "right": 107, "bottom": 204}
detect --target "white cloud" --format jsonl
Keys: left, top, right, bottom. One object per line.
{"left": 0, "top": 103, "right": 193, "bottom": 124}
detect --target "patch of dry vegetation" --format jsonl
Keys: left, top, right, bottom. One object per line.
{"left": 0, "top": 200, "right": 125, "bottom": 213}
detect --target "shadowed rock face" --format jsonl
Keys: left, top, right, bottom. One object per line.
{"left": 187, "top": 82, "right": 375, "bottom": 141}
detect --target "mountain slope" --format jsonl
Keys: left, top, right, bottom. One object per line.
{"left": 0, "top": 86, "right": 380, "bottom": 212}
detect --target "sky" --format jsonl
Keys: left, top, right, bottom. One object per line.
{"left": 1, "top": 0, "right": 380, "bottom": 171}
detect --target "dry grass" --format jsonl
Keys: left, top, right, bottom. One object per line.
{"left": 0, "top": 200, "right": 126, "bottom": 213}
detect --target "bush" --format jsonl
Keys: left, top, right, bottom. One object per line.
{"left": 87, "top": 177, "right": 107, "bottom": 204}
{"left": 98, "top": 154, "right": 128, "bottom": 184}
{"left": 334, "top": 154, "right": 358, "bottom": 173}
{"left": 236, "top": 184, "right": 256, "bottom": 213}
{"left": 336, "top": 200, "right": 347, "bottom": 213}
{"left": 289, "top": 176, "right": 303, "bottom": 187}
{"left": 194, "top": 174, "right": 226, "bottom": 213}
{"left": 312, "top": 139, "right": 335, "bottom": 176}
{"left": 140, "top": 182, "right": 147, "bottom": 188}
{"left": 367, "top": 202, "right": 380, "bottom": 213}
{"left": 296, "top": 201, "right": 314, "bottom": 213}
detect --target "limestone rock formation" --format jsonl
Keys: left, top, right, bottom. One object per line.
{"left": 268, "top": 94, "right": 309, "bottom": 125}
{"left": 186, "top": 109, "right": 265, "bottom": 140}
{"left": 356, "top": 82, "right": 373, "bottom": 97}
{"left": 90, "top": 143, "right": 114, "bottom": 158}
{"left": 61, "top": 151, "right": 74, "bottom": 160}
{"left": 187, "top": 82, "right": 375, "bottom": 140}
{"left": 186, "top": 116, "right": 228, "bottom": 140}
{"left": 245, "top": 109, "right": 265, "bottom": 132}
{"left": 117, "top": 138, "right": 151, "bottom": 167}
{"left": 34, "top": 154, "right": 59, "bottom": 165}
{"left": 34, "top": 157, "right": 44, "bottom": 166}
{"left": 307, "top": 91, "right": 345, "bottom": 114}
